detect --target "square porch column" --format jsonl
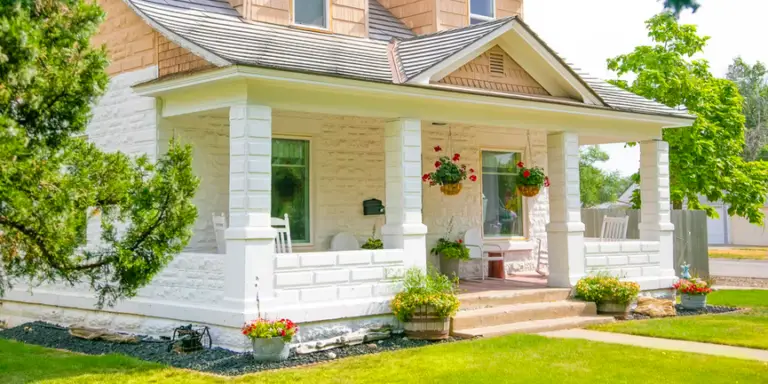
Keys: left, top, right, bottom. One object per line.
{"left": 639, "top": 140, "right": 676, "bottom": 280}
{"left": 223, "top": 103, "right": 277, "bottom": 313}
{"left": 546, "top": 132, "right": 585, "bottom": 287}
{"left": 381, "top": 118, "right": 428, "bottom": 271}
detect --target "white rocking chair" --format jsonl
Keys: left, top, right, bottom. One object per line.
{"left": 212, "top": 212, "right": 227, "bottom": 254}
{"left": 600, "top": 216, "right": 629, "bottom": 241}
{"left": 272, "top": 214, "right": 293, "bottom": 254}
{"left": 464, "top": 228, "right": 505, "bottom": 281}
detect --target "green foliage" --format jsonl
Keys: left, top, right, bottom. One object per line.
{"left": 0, "top": 0, "right": 199, "bottom": 307}
{"left": 726, "top": 57, "right": 768, "bottom": 162}
{"left": 430, "top": 238, "right": 469, "bottom": 261}
{"left": 579, "top": 146, "right": 633, "bottom": 208}
{"left": 361, "top": 238, "right": 383, "bottom": 250}
{"left": 608, "top": 13, "right": 768, "bottom": 224}
{"left": 575, "top": 272, "right": 640, "bottom": 304}
{"left": 663, "top": 0, "right": 700, "bottom": 17}
{"left": 514, "top": 161, "right": 547, "bottom": 187}
{"left": 390, "top": 267, "right": 460, "bottom": 322}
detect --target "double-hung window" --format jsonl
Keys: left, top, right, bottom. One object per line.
{"left": 272, "top": 138, "right": 310, "bottom": 243}
{"left": 470, "top": 0, "right": 495, "bottom": 25}
{"left": 481, "top": 150, "right": 524, "bottom": 238}
{"left": 293, "top": 0, "right": 329, "bottom": 29}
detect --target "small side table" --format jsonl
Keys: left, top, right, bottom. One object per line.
{"left": 486, "top": 251, "right": 506, "bottom": 279}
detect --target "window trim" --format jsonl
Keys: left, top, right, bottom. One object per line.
{"left": 469, "top": 0, "right": 496, "bottom": 24}
{"left": 291, "top": 0, "right": 331, "bottom": 31}
{"left": 273, "top": 135, "right": 314, "bottom": 248}
{"left": 479, "top": 146, "right": 528, "bottom": 241}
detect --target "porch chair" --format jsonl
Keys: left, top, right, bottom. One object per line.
{"left": 464, "top": 228, "right": 505, "bottom": 281}
{"left": 600, "top": 216, "right": 629, "bottom": 241}
{"left": 330, "top": 232, "right": 360, "bottom": 251}
{"left": 272, "top": 213, "right": 293, "bottom": 254}
{"left": 212, "top": 213, "right": 227, "bottom": 254}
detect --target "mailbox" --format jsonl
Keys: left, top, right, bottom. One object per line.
{"left": 363, "top": 198, "right": 385, "bottom": 215}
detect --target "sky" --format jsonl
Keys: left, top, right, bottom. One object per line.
{"left": 524, "top": 0, "right": 768, "bottom": 176}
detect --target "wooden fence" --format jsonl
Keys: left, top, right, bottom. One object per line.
{"left": 581, "top": 209, "right": 709, "bottom": 278}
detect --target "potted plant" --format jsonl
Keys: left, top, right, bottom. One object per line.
{"left": 674, "top": 277, "right": 713, "bottom": 309}
{"left": 362, "top": 223, "right": 384, "bottom": 250}
{"left": 422, "top": 145, "right": 476, "bottom": 196}
{"left": 431, "top": 237, "right": 470, "bottom": 278}
{"left": 575, "top": 273, "right": 640, "bottom": 316}
{"left": 515, "top": 161, "right": 549, "bottom": 197}
{"left": 390, "top": 267, "right": 460, "bottom": 340}
{"left": 242, "top": 318, "right": 298, "bottom": 362}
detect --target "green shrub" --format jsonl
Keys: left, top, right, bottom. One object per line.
{"left": 575, "top": 272, "right": 640, "bottom": 304}
{"left": 390, "top": 267, "right": 460, "bottom": 322}
{"left": 430, "top": 238, "right": 470, "bottom": 261}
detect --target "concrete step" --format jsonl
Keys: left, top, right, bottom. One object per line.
{"left": 452, "top": 315, "right": 615, "bottom": 339}
{"left": 451, "top": 300, "right": 597, "bottom": 330}
{"left": 457, "top": 288, "right": 571, "bottom": 310}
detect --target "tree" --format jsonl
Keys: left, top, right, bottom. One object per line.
{"left": 726, "top": 57, "right": 768, "bottom": 161}
{"left": 607, "top": 13, "right": 768, "bottom": 224}
{"left": 579, "top": 146, "right": 633, "bottom": 208}
{"left": 663, "top": 0, "right": 700, "bottom": 16}
{"left": 0, "top": 0, "right": 199, "bottom": 307}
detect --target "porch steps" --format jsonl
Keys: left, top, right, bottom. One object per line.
{"left": 451, "top": 288, "right": 614, "bottom": 338}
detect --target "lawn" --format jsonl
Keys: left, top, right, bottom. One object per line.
{"left": 709, "top": 247, "right": 768, "bottom": 260}
{"left": 2, "top": 333, "right": 768, "bottom": 383}
{"left": 591, "top": 290, "right": 768, "bottom": 350}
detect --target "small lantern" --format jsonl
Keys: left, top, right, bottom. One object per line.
{"left": 363, "top": 198, "right": 385, "bottom": 216}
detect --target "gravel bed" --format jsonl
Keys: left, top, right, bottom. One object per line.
{"left": 623, "top": 304, "right": 741, "bottom": 320}
{"left": 713, "top": 276, "right": 768, "bottom": 289}
{"left": 0, "top": 322, "right": 457, "bottom": 376}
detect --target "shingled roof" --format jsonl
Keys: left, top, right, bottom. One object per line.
{"left": 124, "top": 0, "right": 693, "bottom": 120}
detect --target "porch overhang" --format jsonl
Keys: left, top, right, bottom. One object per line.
{"left": 135, "top": 66, "right": 693, "bottom": 144}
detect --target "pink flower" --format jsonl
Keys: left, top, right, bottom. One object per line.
{"left": 544, "top": 177, "right": 550, "bottom": 187}
{"left": 434, "top": 145, "right": 442, "bottom": 152}
{"left": 523, "top": 170, "right": 531, "bottom": 178}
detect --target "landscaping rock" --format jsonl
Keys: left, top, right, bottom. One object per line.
{"left": 327, "top": 352, "right": 337, "bottom": 359}
{"left": 634, "top": 296, "right": 676, "bottom": 318}
{"left": 366, "top": 343, "right": 378, "bottom": 349}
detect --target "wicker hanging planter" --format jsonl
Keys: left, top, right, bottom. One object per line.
{"left": 440, "top": 183, "right": 463, "bottom": 196}
{"left": 517, "top": 184, "right": 541, "bottom": 197}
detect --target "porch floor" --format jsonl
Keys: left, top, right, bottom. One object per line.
{"left": 457, "top": 272, "right": 548, "bottom": 294}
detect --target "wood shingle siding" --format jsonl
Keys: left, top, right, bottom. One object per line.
{"left": 93, "top": 0, "right": 157, "bottom": 75}
{"left": 157, "top": 35, "right": 214, "bottom": 78}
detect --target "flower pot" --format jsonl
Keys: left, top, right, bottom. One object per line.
{"left": 251, "top": 337, "right": 291, "bottom": 362}
{"left": 596, "top": 301, "right": 631, "bottom": 315}
{"left": 440, "top": 255, "right": 460, "bottom": 278}
{"left": 440, "top": 182, "right": 462, "bottom": 196}
{"left": 517, "top": 185, "right": 540, "bottom": 197}
{"left": 403, "top": 305, "right": 450, "bottom": 340}
{"left": 681, "top": 294, "right": 707, "bottom": 309}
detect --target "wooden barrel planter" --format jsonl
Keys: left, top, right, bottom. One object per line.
{"left": 403, "top": 305, "right": 450, "bottom": 340}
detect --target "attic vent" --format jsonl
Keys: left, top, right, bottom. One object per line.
{"left": 489, "top": 52, "right": 505, "bottom": 75}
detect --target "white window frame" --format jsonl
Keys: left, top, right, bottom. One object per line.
{"left": 469, "top": 0, "right": 496, "bottom": 24}
{"left": 272, "top": 135, "right": 314, "bottom": 247}
{"left": 292, "top": 0, "right": 331, "bottom": 30}
{"left": 479, "top": 147, "right": 527, "bottom": 241}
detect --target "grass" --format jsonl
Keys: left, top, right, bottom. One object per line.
{"left": 591, "top": 290, "right": 768, "bottom": 350}
{"left": 2, "top": 333, "right": 768, "bottom": 383}
{"left": 709, "top": 247, "right": 768, "bottom": 260}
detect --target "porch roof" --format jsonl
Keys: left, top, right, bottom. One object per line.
{"left": 124, "top": 0, "right": 694, "bottom": 121}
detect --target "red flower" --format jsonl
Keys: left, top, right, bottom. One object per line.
{"left": 469, "top": 175, "right": 477, "bottom": 182}
{"left": 280, "top": 329, "right": 286, "bottom": 336}
{"left": 517, "top": 161, "right": 524, "bottom": 168}
{"left": 422, "top": 173, "right": 430, "bottom": 182}
{"left": 523, "top": 170, "right": 531, "bottom": 178}
{"left": 434, "top": 161, "right": 441, "bottom": 168}
{"left": 544, "top": 177, "right": 550, "bottom": 187}
{"left": 469, "top": 168, "right": 475, "bottom": 173}
{"left": 452, "top": 153, "right": 460, "bottom": 161}
{"left": 457, "top": 239, "right": 463, "bottom": 244}
{"left": 434, "top": 145, "right": 442, "bottom": 152}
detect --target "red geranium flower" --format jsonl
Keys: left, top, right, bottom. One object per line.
{"left": 517, "top": 161, "right": 524, "bottom": 168}
{"left": 422, "top": 173, "right": 430, "bottom": 182}
{"left": 469, "top": 168, "right": 475, "bottom": 173}
{"left": 469, "top": 175, "right": 477, "bottom": 182}
{"left": 523, "top": 170, "right": 531, "bottom": 178}
{"left": 434, "top": 161, "right": 441, "bottom": 168}
{"left": 452, "top": 153, "right": 460, "bottom": 161}
{"left": 544, "top": 177, "right": 550, "bottom": 187}
{"left": 434, "top": 145, "right": 442, "bottom": 152}
{"left": 457, "top": 239, "right": 463, "bottom": 244}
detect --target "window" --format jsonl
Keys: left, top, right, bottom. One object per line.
{"left": 482, "top": 151, "right": 524, "bottom": 238}
{"left": 470, "top": 0, "right": 495, "bottom": 25}
{"left": 293, "top": 0, "right": 328, "bottom": 29}
{"left": 272, "top": 138, "right": 310, "bottom": 243}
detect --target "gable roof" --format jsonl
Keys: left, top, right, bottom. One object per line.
{"left": 124, "top": 0, "right": 693, "bottom": 120}
{"left": 369, "top": 0, "right": 415, "bottom": 41}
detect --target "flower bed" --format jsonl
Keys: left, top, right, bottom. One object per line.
{"left": 0, "top": 322, "right": 457, "bottom": 376}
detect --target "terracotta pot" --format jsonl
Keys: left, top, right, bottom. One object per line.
{"left": 251, "top": 337, "right": 291, "bottom": 362}
{"left": 440, "top": 183, "right": 462, "bottom": 196}
{"left": 517, "top": 184, "right": 540, "bottom": 197}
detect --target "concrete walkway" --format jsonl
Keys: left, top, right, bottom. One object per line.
{"left": 540, "top": 329, "right": 768, "bottom": 362}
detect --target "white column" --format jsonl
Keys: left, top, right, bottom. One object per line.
{"left": 545, "top": 132, "right": 585, "bottom": 287}
{"left": 639, "top": 140, "right": 675, "bottom": 280}
{"left": 223, "top": 103, "right": 276, "bottom": 313}
{"left": 381, "top": 118, "right": 428, "bottom": 271}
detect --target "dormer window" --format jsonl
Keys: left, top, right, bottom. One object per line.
{"left": 293, "top": 0, "right": 329, "bottom": 29}
{"left": 470, "top": 0, "right": 495, "bottom": 25}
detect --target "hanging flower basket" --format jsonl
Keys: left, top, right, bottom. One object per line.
{"left": 423, "top": 146, "right": 476, "bottom": 196}
{"left": 515, "top": 161, "right": 549, "bottom": 197}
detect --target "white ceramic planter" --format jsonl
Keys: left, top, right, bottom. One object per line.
{"left": 252, "top": 337, "right": 291, "bottom": 362}
{"left": 681, "top": 294, "right": 707, "bottom": 309}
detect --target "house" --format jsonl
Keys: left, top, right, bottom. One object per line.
{"left": 0, "top": 0, "right": 694, "bottom": 350}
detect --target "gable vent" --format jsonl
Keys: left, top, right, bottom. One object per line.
{"left": 489, "top": 52, "right": 505, "bottom": 75}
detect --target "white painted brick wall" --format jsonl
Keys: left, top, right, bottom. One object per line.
{"left": 583, "top": 240, "right": 662, "bottom": 280}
